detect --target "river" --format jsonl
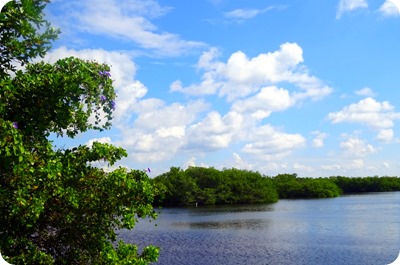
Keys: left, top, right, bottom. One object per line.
{"left": 119, "top": 192, "right": 400, "bottom": 265}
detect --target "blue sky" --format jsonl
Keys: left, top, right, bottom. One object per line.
{"left": 44, "top": 0, "right": 400, "bottom": 177}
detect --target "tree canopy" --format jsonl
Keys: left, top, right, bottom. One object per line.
{"left": 0, "top": 1, "right": 160, "bottom": 264}
{"left": 154, "top": 167, "right": 279, "bottom": 206}
{"left": 154, "top": 169, "right": 400, "bottom": 206}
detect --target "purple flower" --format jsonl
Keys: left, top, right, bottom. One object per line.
{"left": 99, "top": 71, "right": 111, "bottom": 77}
{"left": 110, "top": 100, "right": 116, "bottom": 110}
{"left": 12, "top": 122, "right": 18, "bottom": 129}
{"left": 147, "top": 167, "right": 151, "bottom": 173}
{"left": 100, "top": 95, "right": 106, "bottom": 101}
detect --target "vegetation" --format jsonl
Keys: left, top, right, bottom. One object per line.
{"left": 154, "top": 169, "right": 400, "bottom": 206}
{"left": 330, "top": 176, "right": 400, "bottom": 193}
{"left": 273, "top": 174, "right": 342, "bottom": 199}
{"left": 154, "top": 167, "right": 279, "bottom": 206}
{"left": 1, "top": 1, "right": 159, "bottom": 264}
{"left": 2, "top": 2, "right": 399, "bottom": 264}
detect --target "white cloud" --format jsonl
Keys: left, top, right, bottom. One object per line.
{"left": 156, "top": 126, "right": 185, "bottom": 138}
{"left": 355, "top": 87, "right": 376, "bottom": 97}
{"left": 50, "top": 0, "right": 205, "bottom": 56}
{"left": 242, "top": 124, "right": 306, "bottom": 159}
{"left": 223, "top": 6, "right": 284, "bottom": 22}
{"left": 41, "top": 46, "right": 313, "bottom": 166}
{"left": 311, "top": 131, "right": 328, "bottom": 148}
{"left": 293, "top": 163, "right": 315, "bottom": 173}
{"left": 172, "top": 43, "right": 332, "bottom": 102}
{"left": 119, "top": 130, "right": 181, "bottom": 163}
{"left": 328, "top": 98, "right": 400, "bottom": 135}
{"left": 321, "top": 164, "right": 342, "bottom": 171}
{"left": 118, "top": 100, "right": 209, "bottom": 162}
{"left": 113, "top": 81, "right": 149, "bottom": 125}
{"left": 336, "top": 0, "right": 368, "bottom": 19}
{"left": 340, "top": 136, "right": 375, "bottom": 157}
{"left": 382, "top": 162, "right": 390, "bottom": 169}
{"left": 185, "top": 111, "right": 244, "bottom": 151}
{"left": 379, "top": 0, "right": 400, "bottom": 17}
{"left": 86, "top": 137, "right": 112, "bottom": 148}
{"left": 376, "top": 129, "right": 394, "bottom": 142}
{"left": 224, "top": 8, "right": 267, "bottom": 20}
{"left": 231, "top": 153, "right": 253, "bottom": 170}
{"left": 182, "top": 157, "right": 197, "bottom": 169}
{"left": 349, "top": 159, "right": 364, "bottom": 169}
{"left": 231, "top": 86, "right": 293, "bottom": 120}
{"left": 132, "top": 100, "right": 208, "bottom": 132}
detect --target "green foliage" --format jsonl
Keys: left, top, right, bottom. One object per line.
{"left": 0, "top": 0, "right": 59, "bottom": 74}
{"left": 154, "top": 167, "right": 198, "bottom": 206}
{"left": 155, "top": 168, "right": 400, "bottom": 207}
{"left": 331, "top": 176, "right": 400, "bottom": 193}
{"left": 0, "top": 1, "right": 159, "bottom": 264}
{"left": 3, "top": 57, "right": 116, "bottom": 139}
{"left": 154, "top": 167, "right": 279, "bottom": 206}
{"left": 273, "top": 174, "right": 342, "bottom": 199}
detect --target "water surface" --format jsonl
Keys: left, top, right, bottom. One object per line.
{"left": 120, "top": 192, "right": 400, "bottom": 265}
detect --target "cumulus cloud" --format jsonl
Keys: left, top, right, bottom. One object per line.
{"left": 171, "top": 43, "right": 332, "bottom": 102}
{"left": 379, "top": 0, "right": 400, "bottom": 17}
{"left": 43, "top": 46, "right": 313, "bottom": 165}
{"left": 185, "top": 111, "right": 244, "bottom": 151}
{"left": 231, "top": 86, "right": 293, "bottom": 120}
{"left": 132, "top": 100, "right": 208, "bottom": 132}
{"left": 49, "top": 0, "right": 205, "bottom": 56}
{"left": 376, "top": 129, "right": 394, "bottom": 142}
{"left": 242, "top": 124, "right": 306, "bottom": 160}
{"left": 117, "top": 100, "right": 209, "bottom": 162}
{"left": 336, "top": 0, "right": 368, "bottom": 19}
{"left": 340, "top": 136, "right": 375, "bottom": 157}
{"left": 328, "top": 97, "right": 400, "bottom": 139}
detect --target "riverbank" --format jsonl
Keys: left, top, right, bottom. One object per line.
{"left": 152, "top": 167, "right": 400, "bottom": 206}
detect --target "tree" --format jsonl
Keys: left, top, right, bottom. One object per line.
{"left": 0, "top": 0, "right": 59, "bottom": 75}
{"left": 154, "top": 167, "right": 279, "bottom": 206}
{"left": 0, "top": 1, "right": 160, "bottom": 264}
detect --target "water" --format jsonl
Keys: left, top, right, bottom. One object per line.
{"left": 119, "top": 192, "right": 400, "bottom": 265}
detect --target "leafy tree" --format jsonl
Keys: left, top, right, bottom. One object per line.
{"left": 0, "top": 0, "right": 59, "bottom": 75}
{"left": 331, "top": 176, "right": 400, "bottom": 193}
{"left": 221, "top": 168, "right": 278, "bottom": 204}
{"left": 273, "top": 174, "right": 341, "bottom": 199}
{"left": 154, "top": 167, "right": 278, "bottom": 206}
{"left": 273, "top": 173, "right": 304, "bottom": 198}
{"left": 154, "top": 167, "right": 198, "bottom": 206}
{"left": 0, "top": 1, "right": 159, "bottom": 264}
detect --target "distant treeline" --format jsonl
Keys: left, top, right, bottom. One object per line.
{"left": 152, "top": 167, "right": 400, "bottom": 206}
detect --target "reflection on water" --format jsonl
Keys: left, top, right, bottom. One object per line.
{"left": 177, "top": 203, "right": 276, "bottom": 216}
{"left": 120, "top": 192, "right": 400, "bottom": 265}
{"left": 173, "top": 218, "right": 269, "bottom": 230}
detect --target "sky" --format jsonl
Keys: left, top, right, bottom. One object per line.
{"left": 43, "top": 0, "right": 400, "bottom": 178}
